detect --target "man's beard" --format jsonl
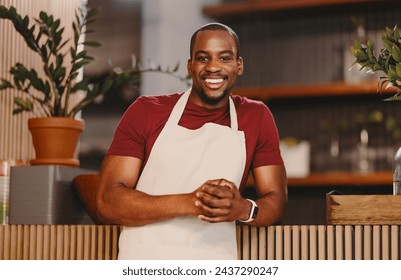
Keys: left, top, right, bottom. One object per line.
{"left": 197, "top": 87, "right": 231, "bottom": 105}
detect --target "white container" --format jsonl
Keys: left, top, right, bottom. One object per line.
{"left": 280, "top": 140, "right": 311, "bottom": 178}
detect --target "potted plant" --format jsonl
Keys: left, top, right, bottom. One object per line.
{"left": 0, "top": 5, "right": 112, "bottom": 167}
{"left": 0, "top": 5, "right": 186, "bottom": 167}
{"left": 351, "top": 25, "right": 401, "bottom": 194}
{"left": 351, "top": 25, "right": 401, "bottom": 99}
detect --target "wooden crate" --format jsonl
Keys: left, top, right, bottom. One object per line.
{"left": 326, "top": 194, "right": 401, "bottom": 225}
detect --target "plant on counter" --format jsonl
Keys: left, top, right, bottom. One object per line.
{"left": 0, "top": 5, "right": 187, "bottom": 118}
{"left": 351, "top": 25, "right": 401, "bottom": 100}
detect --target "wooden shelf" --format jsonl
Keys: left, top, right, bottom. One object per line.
{"left": 203, "top": 0, "right": 398, "bottom": 19}
{"left": 288, "top": 171, "right": 392, "bottom": 187}
{"left": 232, "top": 81, "right": 396, "bottom": 101}
{"left": 246, "top": 171, "right": 392, "bottom": 187}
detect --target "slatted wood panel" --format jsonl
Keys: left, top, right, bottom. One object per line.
{"left": 1, "top": 225, "right": 400, "bottom": 260}
{"left": 0, "top": 225, "right": 121, "bottom": 260}
{"left": 236, "top": 225, "right": 401, "bottom": 260}
{"left": 0, "top": 0, "right": 85, "bottom": 162}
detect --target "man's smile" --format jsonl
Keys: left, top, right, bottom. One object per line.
{"left": 205, "top": 78, "right": 225, "bottom": 84}
{"left": 203, "top": 77, "right": 227, "bottom": 90}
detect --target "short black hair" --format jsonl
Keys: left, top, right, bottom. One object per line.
{"left": 189, "top": 23, "right": 240, "bottom": 59}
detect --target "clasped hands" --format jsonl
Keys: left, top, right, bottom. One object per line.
{"left": 193, "top": 178, "right": 250, "bottom": 223}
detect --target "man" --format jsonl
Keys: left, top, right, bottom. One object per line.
{"left": 96, "top": 23, "right": 287, "bottom": 260}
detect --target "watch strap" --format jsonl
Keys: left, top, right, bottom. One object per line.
{"left": 239, "top": 199, "right": 258, "bottom": 223}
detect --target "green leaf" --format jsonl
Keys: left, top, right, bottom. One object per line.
{"left": 14, "top": 97, "right": 33, "bottom": 112}
{"left": 353, "top": 39, "right": 362, "bottom": 49}
{"left": 47, "top": 15, "right": 54, "bottom": 26}
{"left": 12, "top": 108, "right": 26, "bottom": 115}
{"left": 354, "top": 49, "right": 369, "bottom": 61}
{"left": 0, "top": 78, "right": 13, "bottom": 90}
{"left": 392, "top": 44, "right": 401, "bottom": 62}
{"left": 372, "top": 63, "right": 382, "bottom": 72}
{"left": 83, "top": 41, "right": 101, "bottom": 47}
{"left": 72, "top": 23, "right": 79, "bottom": 45}
{"left": 27, "top": 69, "right": 45, "bottom": 91}
{"left": 385, "top": 56, "right": 391, "bottom": 71}
{"left": 388, "top": 66, "right": 398, "bottom": 83}
{"left": 53, "top": 67, "right": 66, "bottom": 82}
{"left": 384, "top": 95, "right": 401, "bottom": 101}
{"left": 0, "top": 6, "right": 8, "bottom": 18}
{"left": 394, "top": 25, "right": 400, "bottom": 42}
{"left": 51, "top": 19, "right": 60, "bottom": 33}
{"left": 72, "top": 50, "right": 87, "bottom": 61}
{"left": 56, "top": 54, "right": 64, "bottom": 67}
{"left": 70, "top": 80, "right": 88, "bottom": 93}
{"left": 70, "top": 72, "right": 79, "bottom": 80}
{"left": 367, "top": 39, "right": 374, "bottom": 50}
{"left": 396, "top": 63, "right": 401, "bottom": 79}
{"left": 22, "top": 15, "right": 29, "bottom": 29}
{"left": 383, "top": 37, "right": 393, "bottom": 52}
{"left": 70, "top": 47, "right": 76, "bottom": 58}
{"left": 99, "top": 79, "right": 113, "bottom": 94}
{"left": 71, "top": 60, "right": 90, "bottom": 72}
{"left": 39, "top": 11, "right": 48, "bottom": 23}
{"left": 44, "top": 82, "right": 51, "bottom": 99}
{"left": 385, "top": 27, "right": 393, "bottom": 37}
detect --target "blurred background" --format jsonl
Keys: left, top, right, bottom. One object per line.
{"left": 77, "top": 0, "right": 401, "bottom": 224}
{"left": 2, "top": 0, "right": 401, "bottom": 225}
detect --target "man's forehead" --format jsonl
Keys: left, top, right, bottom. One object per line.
{"left": 196, "top": 29, "right": 234, "bottom": 40}
{"left": 193, "top": 31, "right": 237, "bottom": 49}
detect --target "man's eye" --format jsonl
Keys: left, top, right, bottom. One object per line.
{"left": 196, "top": 56, "right": 208, "bottom": 61}
{"left": 220, "top": 56, "right": 233, "bottom": 61}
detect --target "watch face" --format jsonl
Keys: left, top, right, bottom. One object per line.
{"left": 252, "top": 205, "right": 259, "bottom": 219}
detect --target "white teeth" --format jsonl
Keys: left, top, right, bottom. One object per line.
{"left": 205, "top": 78, "right": 224, "bottom": 84}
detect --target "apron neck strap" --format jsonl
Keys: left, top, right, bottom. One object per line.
{"left": 166, "top": 89, "right": 239, "bottom": 130}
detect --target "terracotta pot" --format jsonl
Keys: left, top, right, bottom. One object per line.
{"left": 28, "top": 117, "right": 85, "bottom": 167}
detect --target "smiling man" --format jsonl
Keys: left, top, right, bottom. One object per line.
{"left": 188, "top": 26, "right": 243, "bottom": 108}
{"left": 96, "top": 23, "right": 287, "bottom": 260}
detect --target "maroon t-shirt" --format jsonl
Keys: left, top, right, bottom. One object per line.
{"left": 107, "top": 92, "right": 283, "bottom": 189}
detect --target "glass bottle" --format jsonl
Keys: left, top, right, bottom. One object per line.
{"left": 393, "top": 147, "right": 401, "bottom": 195}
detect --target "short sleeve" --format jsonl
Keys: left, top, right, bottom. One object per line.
{"left": 106, "top": 97, "right": 148, "bottom": 160}
{"left": 251, "top": 105, "right": 283, "bottom": 168}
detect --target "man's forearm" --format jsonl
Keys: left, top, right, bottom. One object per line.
{"left": 96, "top": 184, "right": 197, "bottom": 226}
{"left": 247, "top": 192, "right": 287, "bottom": 226}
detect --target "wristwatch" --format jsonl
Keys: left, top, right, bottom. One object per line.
{"left": 239, "top": 199, "right": 259, "bottom": 223}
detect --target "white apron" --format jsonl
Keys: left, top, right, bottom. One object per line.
{"left": 118, "top": 89, "right": 246, "bottom": 260}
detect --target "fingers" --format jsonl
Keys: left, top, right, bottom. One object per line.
{"left": 195, "top": 201, "right": 232, "bottom": 223}
{"left": 205, "top": 179, "right": 235, "bottom": 190}
{"left": 197, "top": 214, "right": 227, "bottom": 223}
{"left": 194, "top": 179, "right": 241, "bottom": 223}
{"left": 202, "top": 179, "right": 236, "bottom": 199}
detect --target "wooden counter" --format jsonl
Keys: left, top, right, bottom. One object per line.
{"left": 1, "top": 224, "right": 400, "bottom": 260}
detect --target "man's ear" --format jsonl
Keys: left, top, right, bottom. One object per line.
{"left": 237, "top": 57, "right": 244, "bottom": 76}
{"left": 187, "top": 59, "right": 192, "bottom": 76}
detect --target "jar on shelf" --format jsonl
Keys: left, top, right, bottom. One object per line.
{"left": 343, "top": 16, "right": 377, "bottom": 84}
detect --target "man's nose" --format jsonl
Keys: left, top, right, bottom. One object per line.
{"left": 205, "top": 59, "right": 222, "bottom": 72}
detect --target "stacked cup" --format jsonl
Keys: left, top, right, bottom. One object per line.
{"left": 0, "top": 160, "right": 26, "bottom": 224}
